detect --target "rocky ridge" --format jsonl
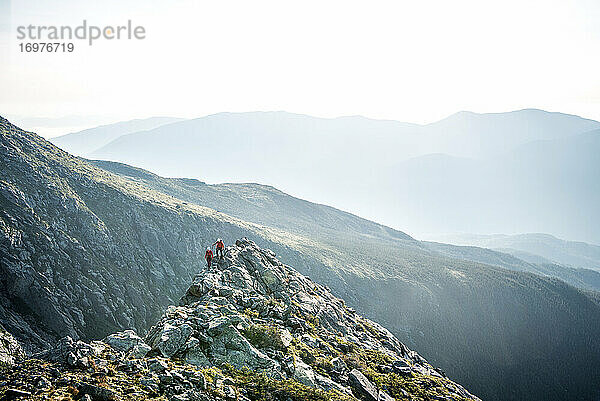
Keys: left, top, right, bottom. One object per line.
{"left": 0, "top": 239, "right": 479, "bottom": 400}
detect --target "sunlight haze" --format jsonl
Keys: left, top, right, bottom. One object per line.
{"left": 1, "top": 0, "right": 600, "bottom": 137}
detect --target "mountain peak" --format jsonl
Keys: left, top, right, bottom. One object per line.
{"left": 141, "top": 238, "right": 480, "bottom": 400}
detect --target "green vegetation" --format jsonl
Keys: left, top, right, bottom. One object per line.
{"left": 289, "top": 338, "right": 335, "bottom": 377}
{"left": 0, "top": 354, "right": 354, "bottom": 401}
{"left": 242, "top": 324, "right": 287, "bottom": 351}
{"left": 305, "top": 314, "right": 320, "bottom": 332}
{"left": 221, "top": 365, "right": 354, "bottom": 401}
{"left": 338, "top": 349, "right": 471, "bottom": 401}
{"left": 243, "top": 308, "right": 260, "bottom": 318}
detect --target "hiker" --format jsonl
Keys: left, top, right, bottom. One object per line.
{"left": 205, "top": 247, "right": 213, "bottom": 268}
{"left": 213, "top": 238, "right": 225, "bottom": 259}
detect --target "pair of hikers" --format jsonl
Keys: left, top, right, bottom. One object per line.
{"left": 205, "top": 238, "right": 225, "bottom": 267}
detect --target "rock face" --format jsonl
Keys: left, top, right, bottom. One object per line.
{"left": 1, "top": 239, "right": 480, "bottom": 400}
{"left": 0, "top": 324, "right": 24, "bottom": 365}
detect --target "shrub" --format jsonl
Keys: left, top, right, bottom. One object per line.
{"left": 243, "top": 324, "right": 286, "bottom": 350}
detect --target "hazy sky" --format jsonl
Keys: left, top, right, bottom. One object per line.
{"left": 1, "top": 0, "right": 600, "bottom": 137}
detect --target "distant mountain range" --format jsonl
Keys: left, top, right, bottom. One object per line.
{"left": 418, "top": 109, "right": 600, "bottom": 158}
{"left": 425, "top": 232, "right": 600, "bottom": 271}
{"left": 50, "top": 116, "right": 183, "bottom": 156}
{"left": 380, "top": 128, "right": 600, "bottom": 242}
{"left": 49, "top": 109, "right": 600, "bottom": 243}
{"left": 4, "top": 115, "right": 600, "bottom": 401}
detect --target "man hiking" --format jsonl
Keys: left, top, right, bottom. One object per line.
{"left": 213, "top": 238, "right": 225, "bottom": 259}
{"left": 205, "top": 247, "right": 214, "bottom": 268}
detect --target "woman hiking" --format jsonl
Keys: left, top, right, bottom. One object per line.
{"left": 205, "top": 247, "right": 214, "bottom": 268}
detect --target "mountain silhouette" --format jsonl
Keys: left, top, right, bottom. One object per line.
{"left": 74, "top": 110, "right": 600, "bottom": 242}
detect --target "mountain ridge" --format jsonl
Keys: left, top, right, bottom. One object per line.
{"left": 425, "top": 232, "right": 600, "bottom": 271}
{"left": 3, "top": 115, "right": 600, "bottom": 400}
{"left": 87, "top": 159, "right": 415, "bottom": 242}
{"left": 82, "top": 109, "right": 600, "bottom": 242}
{"left": 0, "top": 239, "right": 481, "bottom": 400}
{"left": 88, "top": 158, "right": 600, "bottom": 292}
{"left": 50, "top": 116, "right": 184, "bottom": 156}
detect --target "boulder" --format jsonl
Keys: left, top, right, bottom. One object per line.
{"left": 139, "top": 376, "right": 160, "bottom": 394}
{"left": 279, "top": 328, "right": 293, "bottom": 348}
{"left": 315, "top": 372, "right": 352, "bottom": 394}
{"left": 292, "top": 359, "right": 317, "bottom": 387}
{"left": 184, "top": 348, "right": 211, "bottom": 367}
{"left": 148, "top": 358, "right": 169, "bottom": 372}
{"left": 128, "top": 343, "right": 151, "bottom": 359}
{"left": 77, "top": 383, "right": 117, "bottom": 401}
{"left": 155, "top": 323, "right": 193, "bottom": 358}
{"left": 185, "top": 370, "right": 207, "bottom": 390}
{"left": 392, "top": 358, "right": 411, "bottom": 369}
{"left": 38, "top": 336, "right": 104, "bottom": 367}
{"left": 104, "top": 330, "right": 147, "bottom": 353}
{"left": 348, "top": 368, "right": 378, "bottom": 401}
{"left": 209, "top": 324, "right": 281, "bottom": 375}
{"left": 331, "top": 356, "right": 348, "bottom": 373}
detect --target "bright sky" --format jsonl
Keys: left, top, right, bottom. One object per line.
{"left": 1, "top": 0, "right": 599, "bottom": 137}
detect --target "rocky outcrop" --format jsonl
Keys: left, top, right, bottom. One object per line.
{"left": 141, "top": 238, "right": 480, "bottom": 400}
{"left": 0, "top": 239, "right": 480, "bottom": 400}
{"left": 104, "top": 330, "right": 151, "bottom": 358}
{"left": 0, "top": 325, "right": 24, "bottom": 366}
